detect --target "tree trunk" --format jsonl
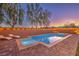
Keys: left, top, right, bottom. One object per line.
{"left": 11, "top": 25, "right": 14, "bottom": 28}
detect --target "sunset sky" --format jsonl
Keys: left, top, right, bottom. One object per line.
{"left": 40, "top": 3, "right": 79, "bottom": 27}
{"left": 1, "top": 3, "right": 79, "bottom": 27}
{"left": 24, "top": 3, "right": 79, "bottom": 27}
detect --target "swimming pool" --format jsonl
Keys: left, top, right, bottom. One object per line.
{"left": 21, "top": 33, "right": 67, "bottom": 46}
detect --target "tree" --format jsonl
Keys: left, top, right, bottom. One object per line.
{"left": 0, "top": 4, "right": 8, "bottom": 24}
{"left": 63, "top": 23, "right": 77, "bottom": 28}
{"left": 40, "top": 9, "right": 51, "bottom": 27}
{"left": 27, "top": 3, "right": 51, "bottom": 28}
{"left": 69, "top": 23, "right": 77, "bottom": 28}
{"left": 27, "top": 4, "right": 34, "bottom": 28}
{"left": 0, "top": 3, "right": 24, "bottom": 28}
{"left": 18, "top": 4, "right": 24, "bottom": 25}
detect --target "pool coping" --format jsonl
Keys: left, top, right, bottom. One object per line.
{"left": 16, "top": 34, "right": 72, "bottom": 50}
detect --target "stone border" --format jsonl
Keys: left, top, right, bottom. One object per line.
{"left": 16, "top": 34, "right": 72, "bottom": 50}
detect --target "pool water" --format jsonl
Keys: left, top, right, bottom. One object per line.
{"left": 21, "top": 33, "right": 66, "bottom": 46}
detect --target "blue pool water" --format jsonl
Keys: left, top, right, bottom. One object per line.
{"left": 21, "top": 33, "right": 65, "bottom": 46}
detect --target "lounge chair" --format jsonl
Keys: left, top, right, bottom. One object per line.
{"left": 4, "top": 37, "right": 12, "bottom": 40}
{"left": 9, "top": 34, "right": 20, "bottom": 39}
{"left": 0, "top": 35, "right": 12, "bottom": 40}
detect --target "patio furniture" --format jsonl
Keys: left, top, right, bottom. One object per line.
{"left": 0, "top": 35, "right": 12, "bottom": 40}
{"left": 9, "top": 34, "right": 20, "bottom": 39}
